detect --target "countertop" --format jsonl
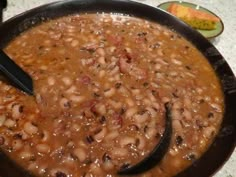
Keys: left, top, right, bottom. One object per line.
{"left": 2, "top": 0, "right": 236, "bottom": 177}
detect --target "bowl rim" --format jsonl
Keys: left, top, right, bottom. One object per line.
{"left": 0, "top": 0, "right": 235, "bottom": 177}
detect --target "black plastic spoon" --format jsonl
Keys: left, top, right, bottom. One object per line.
{"left": 0, "top": 50, "right": 34, "bottom": 95}
{"left": 0, "top": 0, "right": 33, "bottom": 95}
{"left": 118, "top": 103, "right": 172, "bottom": 175}
{"left": 0, "top": 0, "right": 7, "bottom": 22}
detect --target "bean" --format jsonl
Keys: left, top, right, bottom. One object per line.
{"left": 69, "top": 95, "right": 85, "bottom": 103}
{"left": 24, "top": 122, "right": 38, "bottom": 135}
{"left": 4, "top": 119, "right": 16, "bottom": 128}
{"left": 172, "top": 109, "right": 181, "bottom": 120}
{"left": 136, "top": 94, "right": 144, "bottom": 101}
{"left": 6, "top": 101, "right": 17, "bottom": 110}
{"left": 0, "top": 114, "right": 6, "bottom": 126}
{"left": 95, "top": 104, "right": 106, "bottom": 115}
{"left": 134, "top": 112, "right": 149, "bottom": 124}
{"left": 173, "top": 101, "right": 182, "bottom": 109}
{"left": 171, "top": 58, "right": 182, "bottom": 65}
{"left": 108, "top": 46, "right": 116, "bottom": 53}
{"left": 104, "top": 88, "right": 115, "bottom": 97}
{"left": 67, "top": 25, "right": 76, "bottom": 29}
{"left": 183, "top": 97, "right": 192, "bottom": 109}
{"left": 27, "top": 114, "right": 36, "bottom": 121}
{"left": 51, "top": 33, "right": 62, "bottom": 40}
{"left": 203, "top": 126, "right": 216, "bottom": 139}
{"left": 78, "top": 140, "right": 87, "bottom": 148}
{"left": 65, "top": 86, "right": 77, "bottom": 94}
{"left": 210, "top": 103, "right": 222, "bottom": 112}
{"left": 152, "top": 102, "right": 160, "bottom": 110}
{"left": 19, "top": 131, "right": 29, "bottom": 140}
{"left": 128, "top": 124, "right": 139, "bottom": 131}
{"left": 126, "top": 98, "right": 135, "bottom": 107}
{"left": 96, "top": 48, "right": 105, "bottom": 56}
{"left": 169, "top": 71, "right": 178, "bottom": 77}
{"left": 41, "top": 130, "right": 50, "bottom": 142}
{"left": 125, "top": 107, "right": 137, "bottom": 118}
{"left": 170, "top": 157, "right": 182, "bottom": 168}
{"left": 136, "top": 135, "right": 146, "bottom": 149}
{"left": 105, "top": 131, "right": 119, "bottom": 141}
{"left": 111, "top": 147, "right": 128, "bottom": 157}
{"left": 196, "top": 87, "right": 203, "bottom": 94}
{"left": 19, "top": 150, "right": 34, "bottom": 160}
{"left": 94, "top": 128, "right": 107, "bottom": 142}
{"left": 48, "top": 76, "right": 55, "bottom": 86}
{"left": 148, "top": 91, "right": 156, "bottom": 102}
{"left": 12, "top": 104, "right": 23, "bottom": 119}
{"left": 98, "top": 56, "right": 106, "bottom": 65}
{"left": 112, "top": 75, "right": 119, "bottom": 83}
{"left": 64, "top": 37, "right": 73, "bottom": 42}
{"left": 169, "top": 148, "right": 179, "bottom": 156}
{"left": 71, "top": 39, "right": 79, "bottom": 47}
{"left": 67, "top": 28, "right": 76, "bottom": 33}
{"left": 38, "top": 165, "right": 48, "bottom": 175}
{"left": 156, "top": 51, "right": 164, "bottom": 60}
{"left": 131, "top": 89, "right": 141, "bottom": 95}
{"left": 146, "top": 107, "right": 157, "bottom": 118}
{"left": 63, "top": 155, "right": 76, "bottom": 166}
{"left": 155, "top": 63, "right": 162, "bottom": 70}
{"left": 12, "top": 139, "right": 23, "bottom": 151}
{"left": 71, "top": 124, "right": 80, "bottom": 132}
{"left": 22, "top": 54, "right": 33, "bottom": 59}
{"left": 185, "top": 72, "right": 196, "bottom": 78}
{"left": 143, "top": 98, "right": 152, "bottom": 106}
{"left": 109, "top": 66, "right": 119, "bottom": 75}
{"left": 90, "top": 163, "right": 104, "bottom": 175}
{"left": 62, "top": 77, "right": 72, "bottom": 86}
{"left": 36, "top": 144, "right": 50, "bottom": 154}
{"left": 162, "top": 97, "right": 170, "bottom": 103}
{"left": 59, "top": 98, "right": 71, "bottom": 109}
{"left": 43, "top": 39, "right": 51, "bottom": 45}
{"left": 99, "top": 70, "right": 106, "bottom": 78}
{"left": 119, "top": 136, "right": 136, "bottom": 147}
{"left": 119, "top": 86, "right": 129, "bottom": 95}
{"left": 183, "top": 109, "right": 192, "bottom": 120}
{"left": 106, "top": 30, "right": 111, "bottom": 34}
{"left": 145, "top": 126, "right": 157, "bottom": 139}
{"left": 73, "top": 147, "right": 87, "bottom": 162}
{"left": 21, "top": 42, "right": 27, "bottom": 47}
{"left": 27, "top": 162, "right": 38, "bottom": 171}
{"left": 3, "top": 85, "right": 11, "bottom": 92}
{"left": 185, "top": 153, "right": 197, "bottom": 161}
{"left": 108, "top": 100, "right": 122, "bottom": 109}
{"left": 103, "top": 160, "right": 114, "bottom": 171}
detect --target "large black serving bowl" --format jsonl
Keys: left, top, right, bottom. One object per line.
{"left": 0, "top": 0, "right": 235, "bottom": 177}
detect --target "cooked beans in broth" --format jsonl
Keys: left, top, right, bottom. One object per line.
{"left": 0, "top": 14, "right": 224, "bottom": 177}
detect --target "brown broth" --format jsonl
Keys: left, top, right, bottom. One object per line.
{"left": 0, "top": 14, "right": 224, "bottom": 177}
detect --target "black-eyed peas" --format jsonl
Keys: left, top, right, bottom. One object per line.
{"left": 1, "top": 13, "right": 223, "bottom": 177}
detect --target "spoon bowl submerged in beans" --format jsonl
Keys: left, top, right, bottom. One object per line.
{"left": 0, "top": 13, "right": 223, "bottom": 177}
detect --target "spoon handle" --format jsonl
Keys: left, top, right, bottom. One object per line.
{"left": 0, "top": 50, "right": 34, "bottom": 95}
{"left": 118, "top": 103, "right": 172, "bottom": 175}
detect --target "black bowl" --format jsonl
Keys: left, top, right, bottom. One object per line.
{"left": 0, "top": 0, "right": 235, "bottom": 177}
